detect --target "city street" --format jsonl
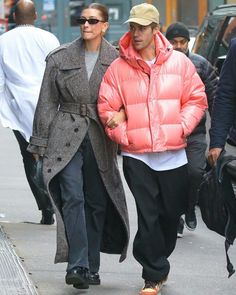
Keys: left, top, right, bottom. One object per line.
{"left": 1, "top": 124, "right": 236, "bottom": 295}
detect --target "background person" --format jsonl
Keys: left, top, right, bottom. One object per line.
{"left": 165, "top": 22, "right": 218, "bottom": 237}
{"left": 208, "top": 38, "right": 236, "bottom": 166}
{"left": 7, "top": 0, "right": 19, "bottom": 30}
{"left": 27, "top": 2, "right": 129, "bottom": 290}
{"left": 0, "top": 0, "right": 60, "bottom": 224}
{"left": 98, "top": 3, "right": 207, "bottom": 295}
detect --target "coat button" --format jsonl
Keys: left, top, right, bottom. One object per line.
{"left": 74, "top": 128, "right": 79, "bottom": 132}
{"left": 66, "top": 142, "right": 70, "bottom": 147}
{"left": 57, "top": 157, "right": 62, "bottom": 161}
{"left": 47, "top": 168, "right": 51, "bottom": 173}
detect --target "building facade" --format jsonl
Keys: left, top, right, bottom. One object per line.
{"left": 149, "top": 0, "right": 236, "bottom": 33}
{"left": 0, "top": 0, "right": 235, "bottom": 42}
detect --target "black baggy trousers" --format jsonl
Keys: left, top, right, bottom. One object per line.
{"left": 123, "top": 156, "right": 188, "bottom": 282}
{"left": 13, "top": 130, "right": 53, "bottom": 212}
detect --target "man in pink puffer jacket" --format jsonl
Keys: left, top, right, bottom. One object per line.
{"left": 98, "top": 3, "right": 207, "bottom": 295}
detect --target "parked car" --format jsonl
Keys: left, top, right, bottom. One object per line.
{"left": 192, "top": 4, "right": 236, "bottom": 73}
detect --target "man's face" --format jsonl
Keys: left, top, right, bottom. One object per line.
{"left": 169, "top": 37, "right": 189, "bottom": 54}
{"left": 129, "top": 23, "right": 159, "bottom": 52}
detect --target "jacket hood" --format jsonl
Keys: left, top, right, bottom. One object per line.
{"left": 119, "top": 31, "right": 173, "bottom": 71}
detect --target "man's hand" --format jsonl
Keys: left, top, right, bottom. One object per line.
{"left": 207, "top": 147, "right": 223, "bottom": 167}
{"left": 106, "top": 108, "right": 126, "bottom": 129}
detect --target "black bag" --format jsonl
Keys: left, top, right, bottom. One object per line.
{"left": 31, "top": 159, "right": 47, "bottom": 195}
{"left": 30, "top": 159, "right": 53, "bottom": 211}
{"left": 198, "top": 151, "right": 236, "bottom": 278}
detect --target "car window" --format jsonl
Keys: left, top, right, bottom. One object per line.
{"left": 222, "top": 16, "right": 236, "bottom": 47}
{"left": 214, "top": 16, "right": 236, "bottom": 64}
{"left": 192, "top": 5, "right": 236, "bottom": 72}
{"left": 193, "top": 16, "right": 223, "bottom": 63}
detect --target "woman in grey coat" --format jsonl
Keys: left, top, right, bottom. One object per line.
{"left": 27, "top": 3, "right": 129, "bottom": 290}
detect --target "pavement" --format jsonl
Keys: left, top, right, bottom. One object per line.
{"left": 1, "top": 124, "right": 236, "bottom": 295}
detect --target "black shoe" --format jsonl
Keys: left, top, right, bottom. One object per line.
{"left": 40, "top": 209, "right": 54, "bottom": 225}
{"left": 185, "top": 210, "right": 197, "bottom": 231}
{"left": 66, "top": 267, "right": 89, "bottom": 289}
{"left": 74, "top": 271, "right": 100, "bottom": 288}
{"left": 88, "top": 272, "right": 100, "bottom": 285}
{"left": 177, "top": 217, "right": 184, "bottom": 238}
{"left": 73, "top": 283, "right": 89, "bottom": 289}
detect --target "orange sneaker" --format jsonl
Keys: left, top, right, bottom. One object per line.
{"left": 140, "top": 281, "right": 162, "bottom": 295}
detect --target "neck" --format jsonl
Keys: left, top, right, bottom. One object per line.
{"left": 16, "top": 20, "right": 34, "bottom": 26}
{"left": 138, "top": 40, "right": 157, "bottom": 61}
{"left": 16, "top": 23, "right": 34, "bottom": 27}
{"left": 84, "top": 38, "right": 102, "bottom": 52}
{"left": 140, "top": 50, "right": 156, "bottom": 61}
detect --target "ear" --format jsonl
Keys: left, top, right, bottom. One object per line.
{"left": 153, "top": 24, "right": 159, "bottom": 35}
{"left": 102, "top": 22, "right": 109, "bottom": 34}
{"left": 13, "top": 12, "right": 16, "bottom": 22}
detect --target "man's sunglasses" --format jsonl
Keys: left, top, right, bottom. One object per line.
{"left": 77, "top": 18, "right": 105, "bottom": 25}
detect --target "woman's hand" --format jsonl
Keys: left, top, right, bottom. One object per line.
{"left": 33, "top": 153, "right": 40, "bottom": 162}
{"left": 106, "top": 108, "right": 126, "bottom": 129}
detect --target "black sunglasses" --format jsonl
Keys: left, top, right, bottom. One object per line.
{"left": 77, "top": 18, "right": 105, "bottom": 25}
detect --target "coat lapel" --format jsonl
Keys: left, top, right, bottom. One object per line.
{"left": 58, "top": 38, "right": 118, "bottom": 103}
{"left": 59, "top": 39, "right": 91, "bottom": 101}
{"left": 60, "top": 38, "right": 85, "bottom": 70}
{"left": 89, "top": 38, "right": 118, "bottom": 101}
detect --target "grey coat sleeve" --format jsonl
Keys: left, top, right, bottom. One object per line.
{"left": 28, "top": 56, "right": 60, "bottom": 155}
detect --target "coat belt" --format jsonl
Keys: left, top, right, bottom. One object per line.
{"left": 59, "top": 103, "right": 97, "bottom": 119}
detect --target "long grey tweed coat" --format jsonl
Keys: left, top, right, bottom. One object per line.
{"left": 28, "top": 38, "right": 129, "bottom": 264}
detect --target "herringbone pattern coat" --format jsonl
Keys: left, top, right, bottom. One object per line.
{"left": 28, "top": 38, "right": 129, "bottom": 264}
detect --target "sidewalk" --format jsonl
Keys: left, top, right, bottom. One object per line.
{"left": 0, "top": 225, "right": 38, "bottom": 295}
{"left": 1, "top": 125, "right": 236, "bottom": 295}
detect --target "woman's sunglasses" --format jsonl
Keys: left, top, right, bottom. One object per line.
{"left": 77, "top": 18, "right": 105, "bottom": 25}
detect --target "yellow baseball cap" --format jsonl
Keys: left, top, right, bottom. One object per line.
{"left": 124, "top": 3, "right": 159, "bottom": 26}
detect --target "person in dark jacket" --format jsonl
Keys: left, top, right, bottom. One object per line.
{"left": 166, "top": 22, "right": 218, "bottom": 237}
{"left": 27, "top": 3, "right": 129, "bottom": 290}
{"left": 208, "top": 38, "right": 236, "bottom": 166}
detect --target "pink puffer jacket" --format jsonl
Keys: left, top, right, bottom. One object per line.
{"left": 98, "top": 31, "right": 207, "bottom": 154}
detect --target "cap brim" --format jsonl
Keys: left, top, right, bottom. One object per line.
{"left": 124, "top": 18, "right": 152, "bottom": 26}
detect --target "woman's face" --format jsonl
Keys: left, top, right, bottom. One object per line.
{"left": 79, "top": 8, "right": 108, "bottom": 41}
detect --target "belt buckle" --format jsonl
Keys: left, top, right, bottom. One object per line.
{"left": 80, "top": 104, "right": 87, "bottom": 116}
